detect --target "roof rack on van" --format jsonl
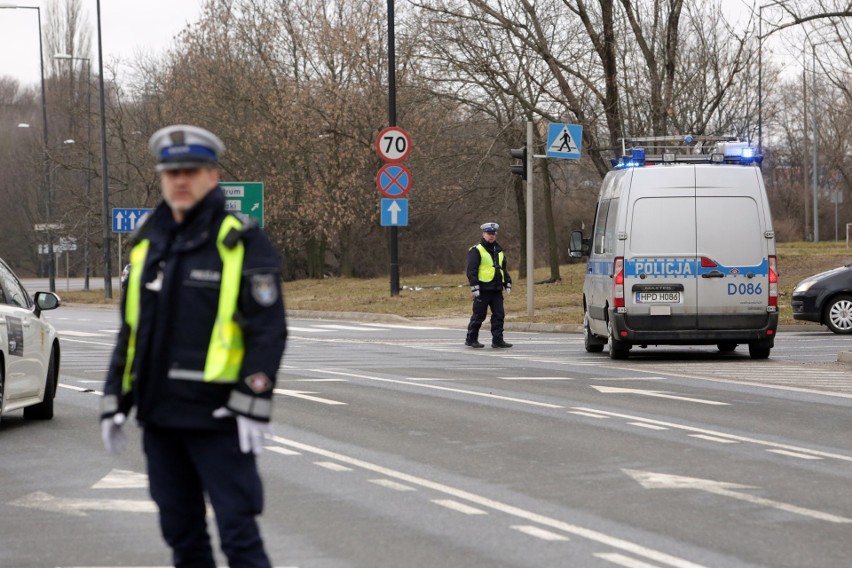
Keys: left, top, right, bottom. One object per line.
{"left": 612, "top": 134, "right": 762, "bottom": 169}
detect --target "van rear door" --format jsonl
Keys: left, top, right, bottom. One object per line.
{"left": 695, "top": 166, "right": 769, "bottom": 329}
{"left": 624, "top": 167, "right": 697, "bottom": 330}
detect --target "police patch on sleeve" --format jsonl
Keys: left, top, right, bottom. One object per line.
{"left": 250, "top": 274, "right": 278, "bottom": 307}
{"left": 245, "top": 372, "right": 273, "bottom": 394}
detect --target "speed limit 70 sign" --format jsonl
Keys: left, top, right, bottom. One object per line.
{"left": 376, "top": 127, "right": 412, "bottom": 162}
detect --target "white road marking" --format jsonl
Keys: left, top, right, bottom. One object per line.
{"left": 92, "top": 469, "right": 148, "bottom": 489}
{"left": 57, "top": 338, "right": 115, "bottom": 347}
{"left": 569, "top": 411, "right": 610, "bottom": 419}
{"left": 688, "top": 434, "right": 739, "bottom": 444}
{"left": 273, "top": 389, "right": 346, "bottom": 405}
{"left": 767, "top": 449, "right": 823, "bottom": 460}
{"left": 369, "top": 479, "right": 417, "bottom": 492}
{"left": 498, "top": 376, "right": 574, "bottom": 380}
{"left": 288, "top": 326, "right": 331, "bottom": 333}
{"left": 316, "top": 324, "right": 381, "bottom": 331}
{"left": 591, "top": 386, "right": 729, "bottom": 406}
{"left": 292, "top": 378, "right": 347, "bottom": 382}
{"left": 58, "top": 330, "right": 106, "bottom": 337}
{"left": 595, "top": 552, "right": 663, "bottom": 568}
{"left": 628, "top": 422, "right": 669, "bottom": 431}
{"left": 360, "top": 323, "right": 453, "bottom": 330}
{"left": 265, "top": 446, "right": 301, "bottom": 456}
{"left": 310, "top": 369, "right": 564, "bottom": 409}
{"left": 10, "top": 491, "right": 157, "bottom": 517}
{"left": 573, "top": 407, "right": 852, "bottom": 463}
{"left": 637, "top": 364, "right": 852, "bottom": 399}
{"left": 588, "top": 377, "right": 667, "bottom": 382}
{"left": 59, "top": 384, "right": 102, "bottom": 395}
{"left": 404, "top": 377, "right": 459, "bottom": 381}
{"left": 314, "top": 461, "right": 353, "bottom": 472}
{"left": 266, "top": 434, "right": 709, "bottom": 568}
{"left": 97, "top": 329, "right": 119, "bottom": 334}
{"left": 624, "top": 469, "right": 852, "bottom": 523}
{"left": 432, "top": 499, "right": 488, "bottom": 515}
{"left": 511, "top": 525, "right": 570, "bottom": 541}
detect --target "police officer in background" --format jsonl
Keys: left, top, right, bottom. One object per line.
{"left": 465, "top": 222, "right": 513, "bottom": 348}
{"left": 100, "top": 125, "right": 287, "bottom": 568}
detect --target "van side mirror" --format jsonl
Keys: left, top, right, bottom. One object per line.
{"left": 569, "top": 230, "right": 590, "bottom": 257}
{"left": 34, "top": 291, "right": 61, "bottom": 317}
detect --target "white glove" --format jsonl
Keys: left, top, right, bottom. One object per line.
{"left": 213, "top": 407, "right": 271, "bottom": 455}
{"left": 471, "top": 285, "right": 480, "bottom": 299}
{"left": 505, "top": 283, "right": 512, "bottom": 296}
{"left": 101, "top": 413, "right": 127, "bottom": 455}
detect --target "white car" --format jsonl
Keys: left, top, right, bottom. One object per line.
{"left": 0, "top": 259, "right": 61, "bottom": 425}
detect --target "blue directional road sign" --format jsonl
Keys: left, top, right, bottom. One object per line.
{"left": 546, "top": 123, "right": 583, "bottom": 159}
{"left": 112, "top": 208, "right": 153, "bottom": 233}
{"left": 380, "top": 198, "right": 408, "bottom": 227}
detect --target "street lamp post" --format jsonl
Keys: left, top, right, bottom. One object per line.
{"left": 0, "top": 3, "right": 55, "bottom": 291}
{"left": 96, "top": 0, "right": 112, "bottom": 299}
{"left": 54, "top": 53, "right": 92, "bottom": 290}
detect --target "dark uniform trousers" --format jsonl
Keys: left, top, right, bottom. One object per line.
{"left": 144, "top": 426, "right": 270, "bottom": 568}
{"left": 466, "top": 289, "right": 505, "bottom": 343}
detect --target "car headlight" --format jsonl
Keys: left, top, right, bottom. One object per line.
{"left": 793, "top": 279, "right": 816, "bottom": 295}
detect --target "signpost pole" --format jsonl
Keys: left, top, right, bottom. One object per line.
{"left": 387, "top": 0, "right": 399, "bottom": 297}
{"left": 526, "top": 120, "right": 534, "bottom": 316}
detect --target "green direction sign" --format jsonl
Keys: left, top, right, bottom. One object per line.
{"left": 220, "top": 182, "right": 264, "bottom": 227}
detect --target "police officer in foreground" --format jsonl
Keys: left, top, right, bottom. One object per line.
{"left": 100, "top": 125, "right": 287, "bottom": 568}
{"left": 465, "top": 222, "right": 513, "bottom": 348}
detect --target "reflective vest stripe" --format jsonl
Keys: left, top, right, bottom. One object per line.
{"left": 122, "top": 240, "right": 149, "bottom": 394}
{"left": 473, "top": 244, "right": 505, "bottom": 284}
{"left": 205, "top": 215, "right": 245, "bottom": 381}
{"left": 122, "top": 216, "right": 246, "bottom": 394}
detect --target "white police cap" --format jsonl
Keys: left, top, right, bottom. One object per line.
{"left": 480, "top": 222, "right": 499, "bottom": 232}
{"left": 148, "top": 125, "right": 225, "bottom": 171}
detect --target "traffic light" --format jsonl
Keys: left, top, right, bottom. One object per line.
{"left": 510, "top": 147, "right": 527, "bottom": 181}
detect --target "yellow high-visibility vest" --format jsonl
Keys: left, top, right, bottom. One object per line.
{"left": 122, "top": 215, "right": 245, "bottom": 393}
{"left": 472, "top": 243, "right": 505, "bottom": 284}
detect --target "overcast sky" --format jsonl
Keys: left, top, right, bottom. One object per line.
{"left": 0, "top": 0, "right": 795, "bottom": 91}
{"left": 0, "top": 0, "right": 205, "bottom": 87}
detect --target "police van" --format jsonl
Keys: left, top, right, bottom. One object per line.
{"left": 569, "top": 135, "right": 779, "bottom": 359}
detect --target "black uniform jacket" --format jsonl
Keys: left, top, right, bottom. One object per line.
{"left": 466, "top": 238, "right": 512, "bottom": 292}
{"left": 102, "top": 187, "right": 287, "bottom": 429}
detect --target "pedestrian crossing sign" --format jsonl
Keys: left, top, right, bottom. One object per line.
{"left": 546, "top": 123, "right": 583, "bottom": 160}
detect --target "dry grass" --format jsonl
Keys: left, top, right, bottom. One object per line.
{"left": 61, "top": 242, "right": 852, "bottom": 326}
{"left": 284, "top": 242, "right": 852, "bottom": 325}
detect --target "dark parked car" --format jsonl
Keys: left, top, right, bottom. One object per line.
{"left": 791, "top": 263, "right": 852, "bottom": 334}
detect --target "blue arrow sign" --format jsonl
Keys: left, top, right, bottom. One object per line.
{"left": 112, "top": 208, "right": 154, "bottom": 233}
{"left": 380, "top": 198, "right": 408, "bottom": 226}
{"left": 546, "top": 123, "right": 583, "bottom": 159}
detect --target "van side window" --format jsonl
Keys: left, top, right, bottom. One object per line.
{"left": 603, "top": 198, "right": 619, "bottom": 253}
{"left": 593, "top": 199, "right": 611, "bottom": 255}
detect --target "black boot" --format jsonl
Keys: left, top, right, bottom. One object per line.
{"left": 492, "top": 339, "right": 513, "bottom": 348}
{"left": 465, "top": 339, "right": 485, "bottom": 348}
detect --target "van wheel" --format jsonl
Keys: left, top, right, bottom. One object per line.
{"left": 24, "top": 349, "right": 55, "bottom": 420}
{"left": 607, "top": 321, "right": 630, "bottom": 360}
{"left": 748, "top": 342, "right": 771, "bottom": 360}
{"left": 824, "top": 295, "right": 852, "bottom": 334}
{"left": 717, "top": 342, "right": 737, "bottom": 353}
{"left": 584, "top": 313, "right": 605, "bottom": 353}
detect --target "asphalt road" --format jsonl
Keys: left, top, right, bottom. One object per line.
{"left": 1, "top": 306, "right": 851, "bottom": 568}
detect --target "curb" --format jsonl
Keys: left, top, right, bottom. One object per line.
{"left": 838, "top": 351, "right": 852, "bottom": 363}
